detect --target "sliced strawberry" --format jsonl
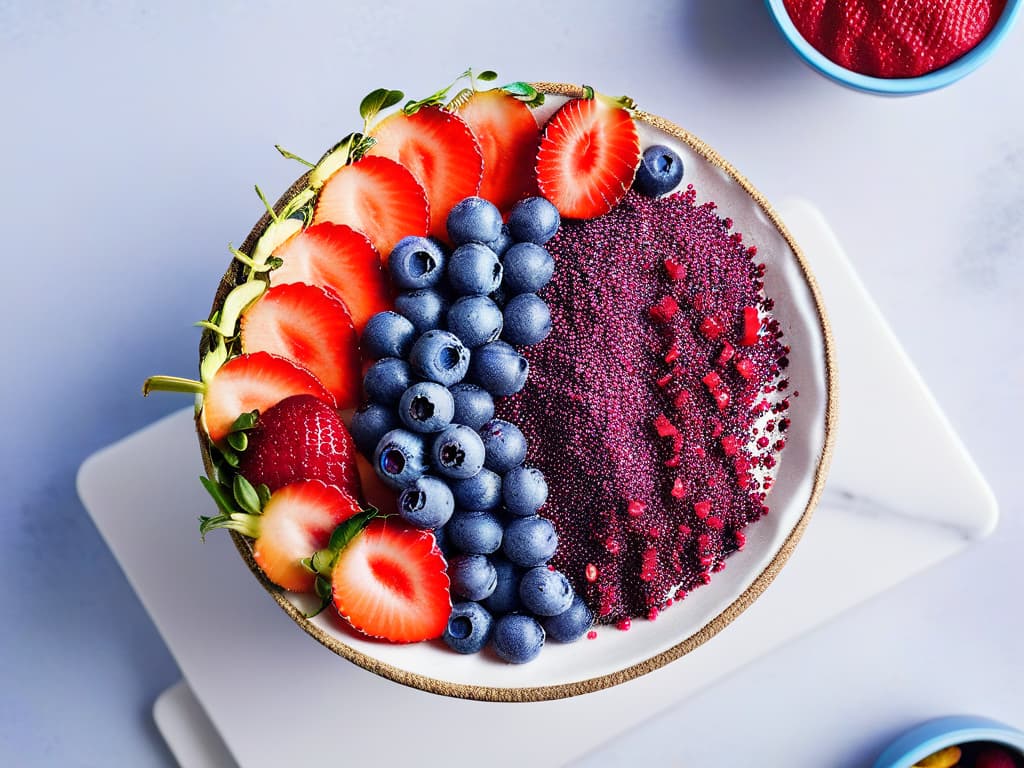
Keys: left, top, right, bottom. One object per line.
{"left": 201, "top": 352, "right": 335, "bottom": 444}
{"left": 367, "top": 106, "right": 483, "bottom": 242}
{"left": 240, "top": 283, "right": 361, "bottom": 410}
{"left": 457, "top": 90, "right": 540, "bottom": 213}
{"left": 313, "top": 155, "right": 429, "bottom": 258}
{"left": 271, "top": 223, "right": 393, "bottom": 333}
{"left": 354, "top": 454, "right": 398, "bottom": 516}
{"left": 250, "top": 480, "right": 362, "bottom": 592}
{"left": 331, "top": 518, "right": 450, "bottom": 643}
{"left": 536, "top": 97, "right": 640, "bottom": 219}
{"left": 238, "top": 394, "right": 361, "bottom": 496}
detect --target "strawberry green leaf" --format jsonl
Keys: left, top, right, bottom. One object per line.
{"left": 306, "top": 548, "right": 336, "bottom": 577}
{"left": 225, "top": 430, "right": 244, "bottom": 454}
{"left": 256, "top": 483, "right": 272, "bottom": 508}
{"left": 304, "top": 575, "right": 333, "bottom": 618}
{"left": 477, "top": 70, "right": 498, "bottom": 82}
{"left": 403, "top": 84, "right": 452, "bottom": 115}
{"left": 274, "top": 144, "right": 314, "bottom": 168}
{"left": 349, "top": 134, "right": 377, "bottom": 163}
{"left": 199, "top": 476, "right": 237, "bottom": 515}
{"left": 310, "top": 134, "right": 358, "bottom": 190}
{"left": 229, "top": 410, "right": 259, "bottom": 433}
{"left": 199, "top": 340, "right": 228, "bottom": 385}
{"left": 359, "top": 88, "right": 405, "bottom": 124}
{"left": 226, "top": 431, "right": 247, "bottom": 452}
{"left": 198, "top": 510, "right": 260, "bottom": 540}
{"left": 328, "top": 508, "right": 377, "bottom": 552}
{"left": 233, "top": 474, "right": 262, "bottom": 516}
{"left": 219, "top": 444, "right": 240, "bottom": 468}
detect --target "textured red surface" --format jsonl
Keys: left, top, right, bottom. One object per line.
{"left": 782, "top": 0, "right": 1006, "bottom": 77}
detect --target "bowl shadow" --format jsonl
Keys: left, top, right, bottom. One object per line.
{"left": 678, "top": 0, "right": 806, "bottom": 90}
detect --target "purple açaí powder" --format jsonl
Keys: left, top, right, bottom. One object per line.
{"left": 496, "top": 188, "right": 790, "bottom": 624}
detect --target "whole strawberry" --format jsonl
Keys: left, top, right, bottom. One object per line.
{"left": 238, "top": 394, "right": 361, "bottom": 496}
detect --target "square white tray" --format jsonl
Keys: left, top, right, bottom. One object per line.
{"left": 79, "top": 200, "right": 996, "bottom": 768}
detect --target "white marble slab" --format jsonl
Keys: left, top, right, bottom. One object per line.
{"left": 77, "top": 201, "right": 996, "bottom": 767}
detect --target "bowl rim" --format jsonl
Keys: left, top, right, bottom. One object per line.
{"left": 198, "top": 82, "right": 839, "bottom": 702}
{"left": 872, "top": 715, "right": 1024, "bottom": 768}
{"left": 764, "top": 0, "right": 1023, "bottom": 95}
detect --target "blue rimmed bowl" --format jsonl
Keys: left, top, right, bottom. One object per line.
{"left": 765, "top": 0, "right": 1023, "bottom": 95}
{"left": 873, "top": 715, "right": 1024, "bottom": 768}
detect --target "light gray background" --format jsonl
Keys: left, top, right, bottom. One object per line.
{"left": 2, "top": 1, "right": 1021, "bottom": 765}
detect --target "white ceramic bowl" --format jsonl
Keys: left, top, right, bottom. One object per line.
{"left": 204, "top": 83, "right": 837, "bottom": 701}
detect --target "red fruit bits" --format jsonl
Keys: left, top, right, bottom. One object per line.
{"left": 495, "top": 188, "right": 790, "bottom": 623}
{"left": 739, "top": 306, "right": 760, "bottom": 346}
{"left": 700, "top": 316, "right": 725, "bottom": 340}
{"left": 627, "top": 499, "right": 647, "bottom": 518}
{"left": 650, "top": 295, "right": 679, "bottom": 323}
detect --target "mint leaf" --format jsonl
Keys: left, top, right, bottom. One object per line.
{"left": 359, "top": 88, "right": 404, "bottom": 123}
{"left": 501, "top": 82, "right": 545, "bottom": 108}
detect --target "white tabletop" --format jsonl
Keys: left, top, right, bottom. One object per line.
{"left": 3, "top": 1, "right": 1022, "bottom": 765}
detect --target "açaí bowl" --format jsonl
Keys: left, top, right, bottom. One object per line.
{"left": 199, "top": 82, "right": 837, "bottom": 702}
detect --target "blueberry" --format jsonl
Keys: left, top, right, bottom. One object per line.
{"left": 349, "top": 402, "right": 399, "bottom": 457}
{"left": 519, "top": 566, "right": 574, "bottom": 616}
{"left": 373, "top": 429, "right": 429, "bottom": 489}
{"left": 363, "top": 357, "right": 412, "bottom": 405}
{"left": 542, "top": 595, "right": 594, "bottom": 643}
{"left": 469, "top": 341, "right": 528, "bottom": 397}
{"left": 388, "top": 236, "right": 447, "bottom": 290}
{"left": 487, "top": 225, "right": 514, "bottom": 258}
{"left": 361, "top": 311, "right": 416, "bottom": 360}
{"left": 633, "top": 144, "right": 684, "bottom": 197}
{"left": 489, "top": 285, "right": 508, "bottom": 309}
{"left": 502, "top": 466, "right": 548, "bottom": 517}
{"left": 450, "top": 467, "right": 502, "bottom": 510}
{"left": 448, "top": 243, "right": 503, "bottom": 296}
{"left": 395, "top": 289, "right": 449, "bottom": 334}
{"left": 443, "top": 602, "right": 494, "bottom": 654}
{"left": 447, "top": 196, "right": 503, "bottom": 246}
{"left": 448, "top": 554, "right": 498, "bottom": 601}
{"left": 446, "top": 295, "right": 503, "bottom": 349}
{"left": 507, "top": 196, "right": 560, "bottom": 245}
{"left": 503, "top": 515, "right": 558, "bottom": 567}
{"left": 481, "top": 556, "right": 523, "bottom": 615}
{"left": 447, "top": 509, "right": 504, "bottom": 554}
{"left": 492, "top": 613, "right": 545, "bottom": 664}
{"left": 501, "top": 293, "right": 551, "bottom": 346}
{"left": 409, "top": 330, "right": 469, "bottom": 387}
{"left": 397, "top": 474, "right": 454, "bottom": 529}
{"left": 479, "top": 418, "right": 527, "bottom": 474}
{"left": 432, "top": 424, "right": 486, "bottom": 480}
{"left": 502, "top": 242, "right": 555, "bottom": 295}
{"left": 398, "top": 381, "right": 455, "bottom": 434}
{"left": 449, "top": 383, "right": 495, "bottom": 431}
